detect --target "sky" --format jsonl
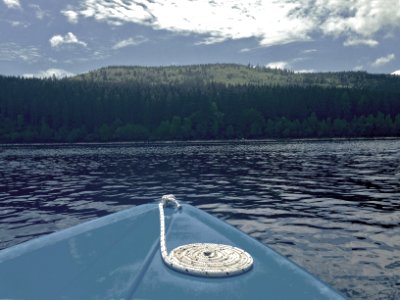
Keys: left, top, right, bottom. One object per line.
{"left": 1, "top": 0, "right": 400, "bottom": 77}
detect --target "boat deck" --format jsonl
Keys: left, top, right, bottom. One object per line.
{"left": 0, "top": 203, "right": 345, "bottom": 299}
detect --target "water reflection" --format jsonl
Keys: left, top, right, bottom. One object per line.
{"left": 0, "top": 139, "right": 399, "bottom": 299}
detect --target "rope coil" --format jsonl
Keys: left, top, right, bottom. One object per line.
{"left": 159, "top": 195, "right": 253, "bottom": 277}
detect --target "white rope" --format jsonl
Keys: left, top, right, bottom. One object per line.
{"left": 159, "top": 195, "right": 253, "bottom": 277}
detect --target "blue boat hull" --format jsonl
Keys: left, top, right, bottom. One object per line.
{"left": 0, "top": 204, "right": 345, "bottom": 299}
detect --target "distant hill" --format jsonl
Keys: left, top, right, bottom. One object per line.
{"left": 1, "top": 63, "right": 400, "bottom": 143}
{"left": 73, "top": 63, "right": 400, "bottom": 90}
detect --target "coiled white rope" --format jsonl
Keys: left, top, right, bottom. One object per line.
{"left": 159, "top": 195, "right": 253, "bottom": 277}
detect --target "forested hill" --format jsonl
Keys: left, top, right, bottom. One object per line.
{"left": 74, "top": 64, "right": 400, "bottom": 90}
{"left": 1, "top": 64, "right": 400, "bottom": 143}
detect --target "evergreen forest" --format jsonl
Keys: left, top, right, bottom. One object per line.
{"left": 1, "top": 64, "right": 400, "bottom": 142}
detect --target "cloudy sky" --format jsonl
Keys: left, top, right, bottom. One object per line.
{"left": 1, "top": 0, "right": 400, "bottom": 77}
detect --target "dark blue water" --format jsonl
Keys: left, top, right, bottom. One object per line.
{"left": 0, "top": 139, "right": 399, "bottom": 299}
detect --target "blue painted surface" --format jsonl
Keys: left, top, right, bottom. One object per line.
{"left": 0, "top": 203, "right": 346, "bottom": 299}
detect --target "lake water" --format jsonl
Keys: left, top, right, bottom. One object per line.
{"left": 0, "top": 139, "right": 399, "bottom": 299}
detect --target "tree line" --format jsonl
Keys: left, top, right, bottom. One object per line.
{"left": 0, "top": 73, "right": 400, "bottom": 142}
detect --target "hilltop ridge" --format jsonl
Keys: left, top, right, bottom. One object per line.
{"left": 73, "top": 63, "right": 400, "bottom": 90}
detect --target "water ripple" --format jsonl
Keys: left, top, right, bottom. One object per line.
{"left": 0, "top": 139, "right": 399, "bottom": 299}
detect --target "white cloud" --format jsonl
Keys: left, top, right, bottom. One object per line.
{"left": 3, "top": 0, "right": 20, "bottom": 9}
{"left": 391, "top": 70, "right": 400, "bottom": 76}
{"left": 195, "top": 36, "right": 232, "bottom": 46}
{"left": 0, "top": 43, "right": 41, "bottom": 62}
{"left": 239, "top": 48, "right": 251, "bottom": 53}
{"left": 23, "top": 68, "right": 75, "bottom": 78}
{"left": 62, "top": 0, "right": 400, "bottom": 47}
{"left": 63, "top": 0, "right": 313, "bottom": 47}
{"left": 266, "top": 61, "right": 290, "bottom": 70}
{"left": 9, "top": 21, "right": 29, "bottom": 28}
{"left": 295, "top": 69, "right": 316, "bottom": 73}
{"left": 354, "top": 65, "right": 364, "bottom": 71}
{"left": 343, "top": 38, "right": 378, "bottom": 47}
{"left": 372, "top": 54, "right": 396, "bottom": 67}
{"left": 62, "top": 10, "right": 79, "bottom": 24}
{"left": 112, "top": 36, "right": 148, "bottom": 50}
{"left": 315, "top": 0, "right": 400, "bottom": 40}
{"left": 49, "top": 32, "right": 87, "bottom": 48}
{"left": 302, "top": 49, "right": 317, "bottom": 54}
{"left": 29, "top": 4, "right": 49, "bottom": 20}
